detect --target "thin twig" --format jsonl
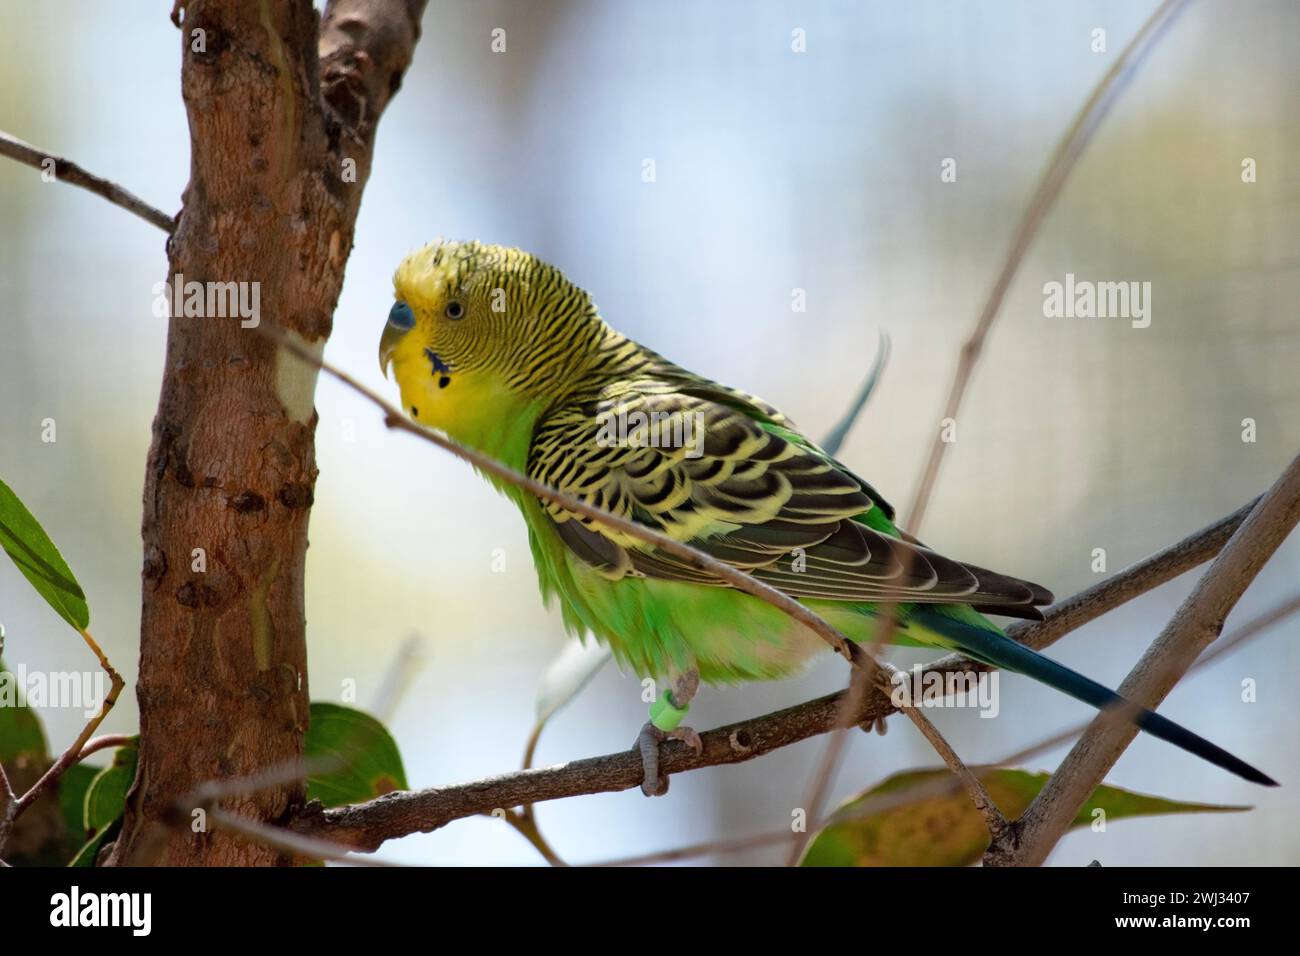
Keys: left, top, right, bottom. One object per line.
{"left": 903, "top": 0, "right": 1191, "bottom": 532}
{"left": 0, "top": 762, "right": 15, "bottom": 860}
{"left": 270, "top": 327, "right": 881, "bottom": 675}
{"left": 992, "top": 453, "right": 1300, "bottom": 866}
{"left": 897, "top": 699, "right": 1009, "bottom": 837}
{"left": 78, "top": 734, "right": 135, "bottom": 763}
{"left": 371, "top": 633, "right": 425, "bottom": 725}
{"left": 5, "top": 628, "right": 124, "bottom": 840}
{"left": 0, "top": 130, "right": 174, "bottom": 233}
{"left": 791, "top": 0, "right": 1193, "bottom": 857}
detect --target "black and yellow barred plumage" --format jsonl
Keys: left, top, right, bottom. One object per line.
{"left": 377, "top": 240, "right": 1274, "bottom": 786}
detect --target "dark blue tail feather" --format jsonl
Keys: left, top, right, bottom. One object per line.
{"left": 908, "top": 607, "right": 1277, "bottom": 787}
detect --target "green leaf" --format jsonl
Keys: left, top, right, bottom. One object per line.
{"left": 58, "top": 762, "right": 102, "bottom": 838}
{"left": 65, "top": 744, "right": 136, "bottom": 868}
{"left": 801, "top": 767, "right": 1249, "bottom": 867}
{"left": 0, "top": 478, "right": 89, "bottom": 632}
{"left": 83, "top": 745, "right": 138, "bottom": 832}
{"left": 68, "top": 822, "right": 118, "bottom": 868}
{"left": 306, "top": 702, "right": 407, "bottom": 808}
{"left": 0, "top": 657, "right": 49, "bottom": 763}
{"left": 534, "top": 638, "right": 610, "bottom": 727}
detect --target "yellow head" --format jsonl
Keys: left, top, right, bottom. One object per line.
{"left": 379, "top": 241, "right": 607, "bottom": 452}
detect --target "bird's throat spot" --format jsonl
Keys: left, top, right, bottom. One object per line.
{"left": 424, "top": 348, "right": 453, "bottom": 389}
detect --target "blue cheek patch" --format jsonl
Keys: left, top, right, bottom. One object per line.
{"left": 388, "top": 301, "right": 415, "bottom": 330}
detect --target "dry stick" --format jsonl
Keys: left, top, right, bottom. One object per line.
{"left": 904, "top": 0, "right": 1190, "bottom": 533}
{"left": 783, "top": 667, "right": 871, "bottom": 865}
{"left": 787, "top": 0, "right": 1194, "bottom": 862}
{"left": 893, "top": 688, "right": 1008, "bottom": 836}
{"left": 289, "top": 503, "right": 1271, "bottom": 853}
{"left": 270, "top": 329, "right": 876, "bottom": 677}
{"left": 592, "top": 590, "right": 1299, "bottom": 867}
{"left": 989, "top": 454, "right": 1300, "bottom": 866}
{"left": 511, "top": 743, "right": 568, "bottom": 866}
{"left": 0, "top": 130, "right": 174, "bottom": 233}
{"left": 777, "top": 326, "right": 897, "bottom": 862}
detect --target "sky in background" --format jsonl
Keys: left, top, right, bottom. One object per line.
{"left": 1, "top": 1, "right": 1298, "bottom": 865}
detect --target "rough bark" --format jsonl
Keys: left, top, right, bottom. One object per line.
{"left": 109, "top": 0, "right": 426, "bottom": 866}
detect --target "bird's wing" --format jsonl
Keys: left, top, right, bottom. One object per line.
{"left": 528, "top": 383, "right": 1051, "bottom": 615}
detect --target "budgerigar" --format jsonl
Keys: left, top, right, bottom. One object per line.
{"left": 379, "top": 240, "right": 1274, "bottom": 794}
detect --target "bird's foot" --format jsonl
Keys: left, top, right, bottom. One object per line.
{"left": 635, "top": 722, "right": 703, "bottom": 797}
{"left": 861, "top": 715, "right": 889, "bottom": 736}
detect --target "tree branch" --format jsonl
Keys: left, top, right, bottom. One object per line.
{"left": 287, "top": 490, "right": 1274, "bottom": 852}
{"left": 0, "top": 130, "right": 175, "bottom": 233}
{"left": 987, "top": 453, "right": 1300, "bottom": 866}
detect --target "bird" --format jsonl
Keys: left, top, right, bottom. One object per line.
{"left": 378, "top": 239, "right": 1276, "bottom": 795}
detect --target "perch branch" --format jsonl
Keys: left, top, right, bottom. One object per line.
{"left": 287, "top": 491, "right": 1282, "bottom": 851}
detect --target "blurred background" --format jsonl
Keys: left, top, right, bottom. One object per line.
{"left": 1, "top": 0, "right": 1297, "bottom": 865}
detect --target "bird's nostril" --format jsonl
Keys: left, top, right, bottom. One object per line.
{"left": 388, "top": 301, "right": 415, "bottom": 330}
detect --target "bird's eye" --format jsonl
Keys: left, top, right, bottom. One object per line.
{"left": 444, "top": 300, "right": 465, "bottom": 320}
{"left": 388, "top": 301, "right": 415, "bottom": 330}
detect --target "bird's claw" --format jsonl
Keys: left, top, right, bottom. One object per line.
{"left": 635, "top": 721, "right": 703, "bottom": 797}
{"left": 860, "top": 715, "right": 889, "bottom": 736}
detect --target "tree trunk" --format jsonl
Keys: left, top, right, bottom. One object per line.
{"left": 109, "top": 0, "right": 426, "bottom": 866}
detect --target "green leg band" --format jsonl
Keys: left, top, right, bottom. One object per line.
{"left": 649, "top": 690, "right": 690, "bottom": 732}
